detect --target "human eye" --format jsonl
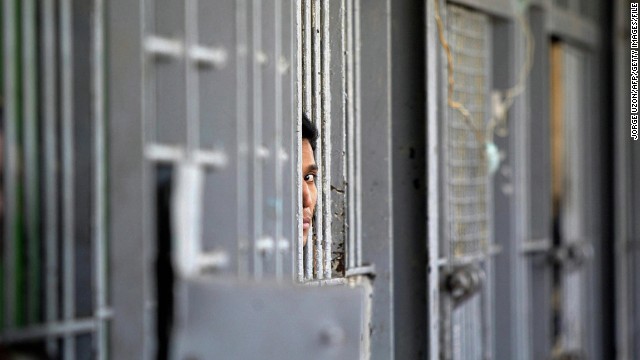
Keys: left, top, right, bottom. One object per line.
{"left": 304, "top": 173, "right": 316, "bottom": 183}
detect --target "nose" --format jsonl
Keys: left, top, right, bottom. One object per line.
{"left": 302, "top": 180, "right": 311, "bottom": 208}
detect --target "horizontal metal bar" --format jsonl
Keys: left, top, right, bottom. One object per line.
{"left": 447, "top": 177, "right": 487, "bottom": 186}
{"left": 435, "top": 257, "right": 449, "bottom": 268}
{"left": 0, "top": 317, "right": 110, "bottom": 344}
{"left": 302, "top": 278, "right": 349, "bottom": 287}
{"left": 144, "top": 36, "right": 184, "bottom": 58}
{"left": 547, "top": 5, "right": 600, "bottom": 49}
{"left": 189, "top": 45, "right": 228, "bottom": 68}
{"left": 193, "top": 150, "right": 228, "bottom": 169}
{"left": 198, "top": 251, "right": 231, "bottom": 272}
{"left": 440, "top": 245, "right": 502, "bottom": 267}
{"left": 345, "top": 265, "right": 376, "bottom": 278}
{"left": 145, "top": 143, "right": 184, "bottom": 162}
{"left": 447, "top": 0, "right": 514, "bottom": 19}
{"left": 521, "top": 238, "right": 552, "bottom": 254}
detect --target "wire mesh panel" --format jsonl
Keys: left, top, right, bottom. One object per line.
{"left": 0, "top": 0, "right": 108, "bottom": 358}
{"left": 439, "top": 4, "right": 493, "bottom": 360}
{"left": 444, "top": 5, "right": 490, "bottom": 262}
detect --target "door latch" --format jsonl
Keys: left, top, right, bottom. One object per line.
{"left": 442, "top": 265, "right": 485, "bottom": 307}
{"left": 550, "top": 242, "right": 593, "bottom": 271}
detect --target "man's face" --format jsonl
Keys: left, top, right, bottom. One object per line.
{"left": 301, "top": 139, "right": 318, "bottom": 245}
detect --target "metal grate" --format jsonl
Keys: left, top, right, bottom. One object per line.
{"left": 0, "top": 0, "right": 109, "bottom": 358}
{"left": 445, "top": 5, "right": 490, "bottom": 260}
{"left": 298, "top": 0, "right": 362, "bottom": 282}
{"left": 297, "top": 0, "right": 362, "bottom": 281}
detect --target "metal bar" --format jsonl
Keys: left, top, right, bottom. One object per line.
{"left": 2, "top": 0, "right": 19, "bottom": 331}
{"left": 185, "top": 0, "right": 199, "bottom": 153}
{"left": 141, "top": 2, "right": 155, "bottom": 355}
{"left": 108, "top": 0, "right": 149, "bottom": 356}
{"left": 344, "top": 264, "right": 375, "bottom": 278}
{"left": 345, "top": 0, "right": 356, "bottom": 271}
{"left": 274, "top": 0, "right": 284, "bottom": 280}
{"left": 22, "top": 0, "right": 40, "bottom": 327}
{"left": 92, "top": 0, "right": 108, "bottom": 357}
{"left": 144, "top": 0, "right": 157, "bottom": 145}
{"left": 547, "top": 6, "right": 600, "bottom": 49}
{"left": 0, "top": 318, "right": 99, "bottom": 345}
{"left": 302, "top": 278, "right": 349, "bottom": 287}
{"left": 353, "top": 0, "right": 363, "bottom": 267}
{"left": 426, "top": 0, "right": 441, "bottom": 356}
{"left": 41, "top": 0, "right": 60, "bottom": 354}
{"left": 303, "top": 0, "right": 314, "bottom": 281}
{"left": 521, "top": 238, "right": 552, "bottom": 254}
{"left": 614, "top": 0, "right": 631, "bottom": 358}
{"left": 252, "top": 0, "right": 264, "bottom": 279}
{"left": 237, "top": 0, "right": 251, "bottom": 278}
{"left": 282, "top": 0, "right": 295, "bottom": 278}
{"left": 328, "top": 0, "right": 347, "bottom": 279}
{"left": 61, "top": 0, "right": 76, "bottom": 357}
{"left": 312, "top": 0, "right": 324, "bottom": 280}
{"left": 295, "top": 0, "right": 304, "bottom": 282}
{"left": 321, "top": 0, "right": 332, "bottom": 280}
{"left": 357, "top": 0, "right": 394, "bottom": 355}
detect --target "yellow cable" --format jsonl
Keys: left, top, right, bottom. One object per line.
{"left": 432, "top": 0, "right": 484, "bottom": 145}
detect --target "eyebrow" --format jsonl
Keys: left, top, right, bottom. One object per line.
{"left": 305, "top": 164, "right": 319, "bottom": 172}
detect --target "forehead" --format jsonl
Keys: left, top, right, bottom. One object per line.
{"left": 301, "top": 139, "right": 315, "bottom": 161}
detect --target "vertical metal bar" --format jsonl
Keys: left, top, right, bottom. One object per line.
{"left": 321, "top": 0, "right": 332, "bottom": 280}
{"left": 328, "top": 0, "right": 347, "bottom": 279}
{"left": 512, "top": 16, "right": 532, "bottom": 359}
{"left": 2, "top": 0, "right": 18, "bottom": 331}
{"left": 92, "top": 0, "right": 108, "bottom": 357}
{"left": 614, "top": 1, "right": 630, "bottom": 358}
{"left": 185, "top": 0, "right": 198, "bottom": 153}
{"left": 274, "top": 0, "right": 284, "bottom": 280}
{"left": 22, "top": 0, "right": 39, "bottom": 326}
{"left": 61, "top": 0, "right": 76, "bottom": 357}
{"left": 252, "top": 0, "right": 264, "bottom": 279}
{"left": 143, "top": 0, "right": 156, "bottom": 146}
{"left": 345, "top": 0, "right": 356, "bottom": 271}
{"left": 426, "top": 0, "right": 441, "bottom": 358}
{"left": 303, "top": 0, "right": 313, "bottom": 281}
{"left": 483, "top": 19, "right": 495, "bottom": 360}
{"left": 142, "top": 0, "right": 154, "bottom": 357}
{"left": 183, "top": 0, "right": 199, "bottom": 280}
{"left": 353, "top": 0, "right": 362, "bottom": 267}
{"left": 312, "top": 0, "right": 324, "bottom": 280}
{"left": 237, "top": 0, "right": 251, "bottom": 278}
{"left": 294, "top": 0, "right": 304, "bottom": 282}
{"left": 109, "top": 0, "right": 150, "bottom": 356}
{"left": 42, "top": 0, "right": 60, "bottom": 354}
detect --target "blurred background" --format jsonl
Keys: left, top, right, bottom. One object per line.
{"left": 0, "top": 0, "right": 638, "bottom": 359}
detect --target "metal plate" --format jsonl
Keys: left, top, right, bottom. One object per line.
{"left": 172, "top": 278, "right": 364, "bottom": 359}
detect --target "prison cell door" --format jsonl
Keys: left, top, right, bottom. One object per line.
{"left": 107, "top": 0, "right": 366, "bottom": 359}
{"left": 549, "top": 42, "right": 596, "bottom": 359}
{"left": 431, "top": 4, "right": 499, "bottom": 360}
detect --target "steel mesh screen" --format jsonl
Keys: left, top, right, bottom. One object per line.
{"left": 445, "top": 5, "right": 490, "bottom": 260}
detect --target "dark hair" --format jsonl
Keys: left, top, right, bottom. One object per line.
{"left": 302, "top": 114, "right": 318, "bottom": 151}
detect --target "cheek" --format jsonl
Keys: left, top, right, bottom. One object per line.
{"left": 311, "top": 188, "right": 318, "bottom": 209}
